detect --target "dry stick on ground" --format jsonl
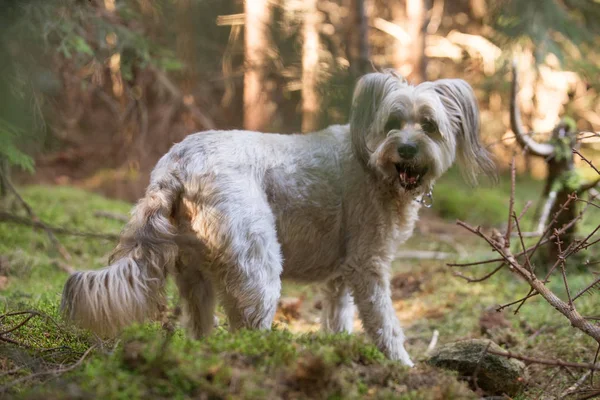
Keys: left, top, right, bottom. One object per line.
{"left": 0, "top": 171, "right": 72, "bottom": 262}
{"left": 0, "top": 310, "right": 67, "bottom": 349}
{"left": 560, "top": 370, "right": 590, "bottom": 398}
{"left": 0, "top": 345, "right": 96, "bottom": 393}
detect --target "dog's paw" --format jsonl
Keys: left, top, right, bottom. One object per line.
{"left": 398, "top": 347, "right": 415, "bottom": 368}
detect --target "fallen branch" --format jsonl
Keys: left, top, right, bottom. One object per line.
{"left": 0, "top": 345, "right": 96, "bottom": 393}
{"left": 93, "top": 210, "right": 129, "bottom": 223}
{"left": 1, "top": 172, "right": 72, "bottom": 261}
{"left": 487, "top": 349, "right": 600, "bottom": 371}
{"left": 0, "top": 211, "right": 119, "bottom": 241}
{"left": 0, "top": 310, "right": 66, "bottom": 349}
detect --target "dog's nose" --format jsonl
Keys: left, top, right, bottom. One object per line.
{"left": 397, "top": 143, "right": 418, "bottom": 159}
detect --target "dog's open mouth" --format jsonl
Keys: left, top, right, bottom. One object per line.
{"left": 395, "top": 163, "right": 427, "bottom": 190}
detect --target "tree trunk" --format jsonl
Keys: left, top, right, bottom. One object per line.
{"left": 301, "top": 0, "right": 320, "bottom": 133}
{"left": 405, "top": 0, "right": 427, "bottom": 83}
{"left": 244, "top": 0, "right": 274, "bottom": 132}
{"left": 347, "top": 0, "right": 371, "bottom": 78}
{"left": 469, "top": 0, "right": 486, "bottom": 19}
{"left": 0, "top": 157, "right": 8, "bottom": 199}
{"left": 391, "top": 0, "right": 406, "bottom": 73}
{"left": 391, "top": 0, "right": 427, "bottom": 82}
{"left": 540, "top": 124, "right": 578, "bottom": 265}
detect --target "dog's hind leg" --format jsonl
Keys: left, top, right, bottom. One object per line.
{"left": 321, "top": 277, "right": 355, "bottom": 333}
{"left": 174, "top": 258, "right": 216, "bottom": 338}
{"left": 194, "top": 179, "right": 283, "bottom": 331}
{"left": 218, "top": 235, "right": 282, "bottom": 330}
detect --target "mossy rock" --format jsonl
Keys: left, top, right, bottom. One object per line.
{"left": 426, "top": 339, "right": 526, "bottom": 396}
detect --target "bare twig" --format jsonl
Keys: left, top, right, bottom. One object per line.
{"left": 496, "top": 290, "right": 539, "bottom": 312}
{"left": 0, "top": 310, "right": 65, "bottom": 349}
{"left": 454, "top": 204, "right": 584, "bottom": 270}
{"left": 453, "top": 263, "right": 505, "bottom": 283}
{"left": 517, "top": 200, "right": 534, "bottom": 223}
{"left": 559, "top": 370, "right": 590, "bottom": 398}
{"left": 554, "top": 231, "right": 574, "bottom": 310}
{"left": 573, "top": 149, "right": 600, "bottom": 175}
{"left": 457, "top": 219, "right": 600, "bottom": 343}
{"left": 447, "top": 257, "right": 504, "bottom": 268}
{"left": 579, "top": 178, "right": 600, "bottom": 194}
{"left": 487, "top": 349, "right": 600, "bottom": 370}
{"left": 573, "top": 277, "right": 600, "bottom": 302}
{"left": 505, "top": 158, "right": 516, "bottom": 246}
{"left": 513, "top": 211, "right": 533, "bottom": 272}
{"left": 0, "top": 345, "right": 96, "bottom": 393}
{"left": 576, "top": 197, "right": 600, "bottom": 210}
{"left": 514, "top": 288, "right": 537, "bottom": 314}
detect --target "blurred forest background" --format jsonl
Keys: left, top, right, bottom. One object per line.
{"left": 1, "top": 1, "right": 600, "bottom": 398}
{"left": 1, "top": 0, "right": 599, "bottom": 200}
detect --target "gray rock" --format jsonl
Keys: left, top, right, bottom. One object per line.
{"left": 427, "top": 339, "right": 526, "bottom": 396}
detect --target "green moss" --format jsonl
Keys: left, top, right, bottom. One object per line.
{"left": 1, "top": 184, "right": 598, "bottom": 399}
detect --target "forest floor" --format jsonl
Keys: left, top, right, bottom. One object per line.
{"left": 0, "top": 169, "right": 598, "bottom": 399}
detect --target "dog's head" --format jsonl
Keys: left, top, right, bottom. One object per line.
{"left": 349, "top": 70, "right": 497, "bottom": 193}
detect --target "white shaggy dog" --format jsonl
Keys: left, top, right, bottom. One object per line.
{"left": 61, "top": 71, "right": 496, "bottom": 367}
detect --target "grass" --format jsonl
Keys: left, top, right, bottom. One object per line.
{"left": 0, "top": 172, "right": 598, "bottom": 399}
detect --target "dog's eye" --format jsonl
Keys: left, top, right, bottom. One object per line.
{"left": 384, "top": 117, "right": 404, "bottom": 132}
{"left": 421, "top": 120, "right": 437, "bottom": 134}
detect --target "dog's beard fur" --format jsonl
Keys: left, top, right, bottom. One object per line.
{"left": 61, "top": 70, "right": 496, "bottom": 367}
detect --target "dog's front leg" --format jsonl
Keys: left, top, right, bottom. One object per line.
{"left": 321, "top": 277, "right": 355, "bottom": 333}
{"left": 344, "top": 262, "right": 414, "bottom": 367}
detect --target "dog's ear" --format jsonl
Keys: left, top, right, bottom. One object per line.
{"left": 349, "top": 71, "right": 406, "bottom": 166}
{"left": 433, "top": 79, "right": 497, "bottom": 185}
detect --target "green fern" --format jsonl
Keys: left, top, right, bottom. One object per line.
{"left": 0, "top": 119, "right": 35, "bottom": 173}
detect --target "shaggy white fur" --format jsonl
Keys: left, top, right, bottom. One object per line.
{"left": 61, "top": 71, "right": 496, "bottom": 367}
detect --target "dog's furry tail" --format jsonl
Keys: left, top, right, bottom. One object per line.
{"left": 61, "top": 169, "right": 183, "bottom": 336}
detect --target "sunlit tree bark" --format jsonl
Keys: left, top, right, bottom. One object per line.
{"left": 244, "top": 0, "right": 273, "bottom": 131}
{"left": 301, "top": 0, "right": 320, "bottom": 133}
{"left": 347, "top": 0, "right": 371, "bottom": 77}
{"left": 391, "top": 0, "right": 427, "bottom": 82}
{"left": 405, "top": 0, "right": 427, "bottom": 83}
{"left": 469, "top": 0, "right": 486, "bottom": 19}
